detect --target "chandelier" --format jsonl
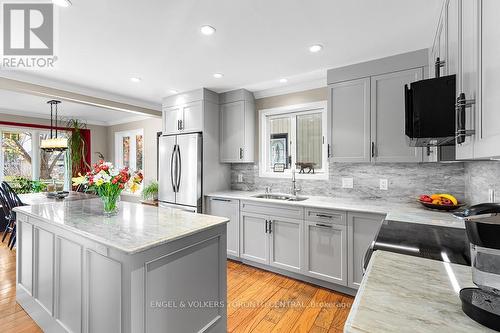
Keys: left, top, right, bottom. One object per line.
{"left": 40, "top": 100, "right": 68, "bottom": 151}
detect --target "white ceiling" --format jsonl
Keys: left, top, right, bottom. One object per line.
{"left": 0, "top": 89, "right": 150, "bottom": 126}
{"left": 2, "top": 0, "right": 442, "bottom": 105}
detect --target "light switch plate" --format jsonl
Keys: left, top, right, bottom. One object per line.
{"left": 379, "top": 179, "right": 388, "bottom": 190}
{"left": 489, "top": 189, "right": 496, "bottom": 203}
{"left": 342, "top": 177, "right": 354, "bottom": 189}
{"left": 237, "top": 174, "right": 243, "bottom": 183}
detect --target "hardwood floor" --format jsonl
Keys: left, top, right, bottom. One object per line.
{"left": 0, "top": 234, "right": 42, "bottom": 333}
{"left": 227, "top": 260, "right": 353, "bottom": 333}
{"left": 0, "top": 234, "right": 353, "bottom": 333}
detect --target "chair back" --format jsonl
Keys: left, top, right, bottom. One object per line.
{"left": 0, "top": 187, "right": 12, "bottom": 219}
{"left": 1, "top": 181, "right": 23, "bottom": 208}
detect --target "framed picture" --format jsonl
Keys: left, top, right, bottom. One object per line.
{"left": 270, "top": 133, "right": 288, "bottom": 170}
{"left": 273, "top": 163, "right": 285, "bottom": 172}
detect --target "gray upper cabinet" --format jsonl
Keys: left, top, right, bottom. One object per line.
{"left": 330, "top": 78, "right": 371, "bottom": 162}
{"left": 328, "top": 49, "right": 427, "bottom": 163}
{"left": 347, "top": 212, "right": 384, "bottom": 289}
{"left": 162, "top": 88, "right": 219, "bottom": 135}
{"left": 474, "top": 0, "right": 500, "bottom": 159}
{"left": 207, "top": 197, "right": 240, "bottom": 258}
{"left": 371, "top": 68, "right": 424, "bottom": 162}
{"left": 436, "top": 0, "right": 500, "bottom": 160}
{"left": 219, "top": 89, "right": 255, "bottom": 163}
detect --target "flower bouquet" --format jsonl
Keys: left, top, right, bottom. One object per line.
{"left": 72, "top": 160, "right": 143, "bottom": 216}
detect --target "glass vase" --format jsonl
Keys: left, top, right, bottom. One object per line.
{"left": 101, "top": 194, "right": 120, "bottom": 217}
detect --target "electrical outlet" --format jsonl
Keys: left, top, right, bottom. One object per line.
{"left": 342, "top": 177, "right": 353, "bottom": 189}
{"left": 489, "top": 189, "right": 496, "bottom": 203}
{"left": 379, "top": 179, "right": 388, "bottom": 190}
{"left": 237, "top": 174, "right": 243, "bottom": 183}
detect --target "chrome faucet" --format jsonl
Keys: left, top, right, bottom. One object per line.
{"left": 265, "top": 186, "right": 272, "bottom": 194}
{"left": 291, "top": 169, "right": 301, "bottom": 197}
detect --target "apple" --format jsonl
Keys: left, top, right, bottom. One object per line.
{"left": 420, "top": 195, "right": 432, "bottom": 203}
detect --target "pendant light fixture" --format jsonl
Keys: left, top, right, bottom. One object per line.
{"left": 40, "top": 100, "right": 68, "bottom": 151}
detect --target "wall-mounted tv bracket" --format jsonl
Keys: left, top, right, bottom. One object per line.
{"left": 435, "top": 57, "right": 446, "bottom": 78}
{"left": 456, "top": 92, "right": 476, "bottom": 144}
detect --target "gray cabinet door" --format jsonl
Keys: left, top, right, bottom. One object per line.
{"left": 347, "top": 212, "right": 384, "bottom": 289}
{"left": 163, "top": 105, "right": 182, "bottom": 135}
{"left": 220, "top": 101, "right": 245, "bottom": 163}
{"left": 181, "top": 101, "right": 203, "bottom": 133}
{"left": 474, "top": 0, "right": 500, "bottom": 159}
{"left": 268, "top": 217, "right": 302, "bottom": 273}
{"left": 303, "top": 220, "right": 347, "bottom": 285}
{"left": 456, "top": 0, "right": 478, "bottom": 160}
{"left": 371, "top": 68, "right": 423, "bottom": 162}
{"left": 240, "top": 212, "right": 269, "bottom": 265}
{"left": 208, "top": 197, "right": 240, "bottom": 258}
{"left": 330, "top": 77, "right": 371, "bottom": 162}
{"left": 447, "top": 0, "right": 460, "bottom": 76}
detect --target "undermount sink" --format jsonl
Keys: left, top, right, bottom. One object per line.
{"left": 252, "top": 193, "right": 309, "bottom": 202}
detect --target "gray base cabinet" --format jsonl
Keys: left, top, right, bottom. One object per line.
{"left": 207, "top": 197, "right": 240, "bottom": 257}
{"left": 269, "top": 217, "right": 303, "bottom": 273}
{"left": 347, "top": 212, "right": 385, "bottom": 289}
{"left": 240, "top": 212, "right": 269, "bottom": 265}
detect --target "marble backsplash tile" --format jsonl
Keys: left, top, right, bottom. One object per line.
{"left": 464, "top": 161, "right": 500, "bottom": 204}
{"left": 231, "top": 162, "right": 465, "bottom": 203}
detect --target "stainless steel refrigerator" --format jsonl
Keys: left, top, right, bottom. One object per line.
{"left": 158, "top": 133, "right": 202, "bottom": 212}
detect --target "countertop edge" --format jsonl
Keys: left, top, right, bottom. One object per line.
{"left": 14, "top": 205, "right": 229, "bottom": 255}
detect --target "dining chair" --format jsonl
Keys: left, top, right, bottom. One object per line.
{"left": 1, "top": 182, "right": 24, "bottom": 250}
{"left": 0, "top": 187, "right": 15, "bottom": 244}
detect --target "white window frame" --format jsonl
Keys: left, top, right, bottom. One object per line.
{"left": 259, "top": 101, "right": 328, "bottom": 180}
{"left": 0, "top": 126, "right": 71, "bottom": 189}
{"left": 114, "top": 128, "right": 144, "bottom": 172}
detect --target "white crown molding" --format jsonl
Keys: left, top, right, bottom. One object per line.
{"left": 252, "top": 78, "right": 326, "bottom": 99}
{"left": 0, "top": 108, "right": 109, "bottom": 126}
{"left": 104, "top": 115, "right": 152, "bottom": 126}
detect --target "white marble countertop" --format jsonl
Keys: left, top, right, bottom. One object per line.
{"left": 19, "top": 191, "right": 95, "bottom": 205}
{"left": 207, "top": 190, "right": 464, "bottom": 228}
{"left": 344, "top": 251, "right": 495, "bottom": 333}
{"left": 14, "top": 198, "right": 228, "bottom": 254}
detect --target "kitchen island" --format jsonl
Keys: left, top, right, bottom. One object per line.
{"left": 14, "top": 198, "right": 228, "bottom": 333}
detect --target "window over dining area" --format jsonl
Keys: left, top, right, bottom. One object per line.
{"left": 259, "top": 101, "right": 328, "bottom": 179}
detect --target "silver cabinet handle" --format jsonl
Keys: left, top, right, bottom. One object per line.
{"left": 239, "top": 148, "right": 244, "bottom": 159}
{"left": 211, "top": 198, "right": 231, "bottom": 202}
{"left": 265, "top": 220, "right": 269, "bottom": 233}
{"left": 328, "top": 144, "right": 332, "bottom": 158}
{"left": 316, "top": 214, "right": 333, "bottom": 219}
{"left": 371, "top": 142, "right": 375, "bottom": 158}
{"left": 269, "top": 220, "right": 273, "bottom": 233}
{"left": 456, "top": 93, "right": 476, "bottom": 144}
{"left": 316, "top": 223, "right": 332, "bottom": 228}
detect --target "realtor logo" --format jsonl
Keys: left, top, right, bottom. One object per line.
{"left": 1, "top": 2, "right": 57, "bottom": 68}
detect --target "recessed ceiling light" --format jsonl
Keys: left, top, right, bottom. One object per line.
{"left": 52, "top": 0, "right": 72, "bottom": 7}
{"left": 130, "top": 77, "right": 142, "bottom": 83}
{"left": 200, "top": 25, "right": 216, "bottom": 36}
{"left": 309, "top": 44, "right": 323, "bottom": 53}
{"left": 169, "top": 89, "right": 178, "bottom": 94}
{"left": 279, "top": 78, "right": 288, "bottom": 83}
{"left": 213, "top": 73, "right": 224, "bottom": 79}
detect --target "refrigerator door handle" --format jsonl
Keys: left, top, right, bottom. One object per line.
{"left": 176, "top": 144, "right": 182, "bottom": 191}
{"left": 170, "top": 145, "right": 177, "bottom": 192}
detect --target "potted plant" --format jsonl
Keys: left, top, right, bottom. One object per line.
{"left": 141, "top": 181, "right": 158, "bottom": 204}
{"left": 72, "top": 160, "right": 143, "bottom": 216}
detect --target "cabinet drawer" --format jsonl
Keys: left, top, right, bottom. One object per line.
{"left": 305, "top": 208, "right": 346, "bottom": 226}
{"left": 241, "top": 201, "right": 304, "bottom": 219}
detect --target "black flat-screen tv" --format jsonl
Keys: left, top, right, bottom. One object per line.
{"left": 405, "top": 74, "right": 456, "bottom": 146}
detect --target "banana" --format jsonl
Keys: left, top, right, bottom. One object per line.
{"left": 438, "top": 193, "right": 458, "bottom": 205}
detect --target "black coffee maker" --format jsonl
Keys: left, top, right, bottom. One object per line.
{"left": 454, "top": 203, "right": 500, "bottom": 331}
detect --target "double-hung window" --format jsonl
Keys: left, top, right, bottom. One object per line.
{"left": 114, "top": 128, "right": 144, "bottom": 172}
{"left": 259, "top": 101, "right": 328, "bottom": 179}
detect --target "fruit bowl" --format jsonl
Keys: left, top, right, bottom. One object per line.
{"left": 418, "top": 193, "right": 465, "bottom": 211}
{"left": 418, "top": 200, "right": 465, "bottom": 211}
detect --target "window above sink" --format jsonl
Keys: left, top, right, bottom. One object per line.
{"left": 259, "top": 101, "right": 328, "bottom": 180}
